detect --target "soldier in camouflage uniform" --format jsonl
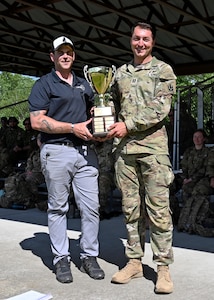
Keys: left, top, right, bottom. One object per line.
{"left": 177, "top": 129, "right": 211, "bottom": 233}
{"left": 21, "top": 117, "right": 38, "bottom": 160}
{"left": 107, "top": 22, "right": 176, "bottom": 294}
{"left": 1, "top": 116, "right": 25, "bottom": 166}
{"left": 192, "top": 146, "right": 214, "bottom": 237}
{"left": 0, "top": 134, "right": 44, "bottom": 209}
{"left": 0, "top": 141, "right": 13, "bottom": 179}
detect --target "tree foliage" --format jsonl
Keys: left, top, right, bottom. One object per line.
{"left": 0, "top": 72, "right": 35, "bottom": 104}
{"left": 175, "top": 72, "right": 214, "bottom": 135}
{"left": 0, "top": 72, "right": 36, "bottom": 122}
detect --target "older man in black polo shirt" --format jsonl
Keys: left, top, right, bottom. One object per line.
{"left": 28, "top": 36, "right": 104, "bottom": 283}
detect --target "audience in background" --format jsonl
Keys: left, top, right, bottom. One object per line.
{"left": 177, "top": 129, "right": 212, "bottom": 233}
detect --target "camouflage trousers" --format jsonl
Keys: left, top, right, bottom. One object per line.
{"left": 182, "top": 177, "right": 210, "bottom": 201}
{"left": 115, "top": 153, "right": 174, "bottom": 265}
{"left": 0, "top": 172, "right": 45, "bottom": 208}
{"left": 178, "top": 177, "right": 211, "bottom": 232}
{"left": 194, "top": 222, "right": 214, "bottom": 237}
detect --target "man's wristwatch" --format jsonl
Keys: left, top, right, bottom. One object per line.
{"left": 71, "top": 123, "right": 75, "bottom": 133}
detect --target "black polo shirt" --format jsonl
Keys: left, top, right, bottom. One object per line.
{"left": 28, "top": 69, "right": 94, "bottom": 145}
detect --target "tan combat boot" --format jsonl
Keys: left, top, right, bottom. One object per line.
{"left": 111, "top": 258, "right": 143, "bottom": 284}
{"left": 155, "top": 265, "right": 173, "bottom": 294}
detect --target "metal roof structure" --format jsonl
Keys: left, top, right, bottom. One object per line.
{"left": 0, "top": 0, "right": 214, "bottom": 78}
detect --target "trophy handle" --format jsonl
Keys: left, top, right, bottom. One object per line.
{"left": 112, "top": 65, "right": 116, "bottom": 76}
{"left": 109, "top": 65, "right": 116, "bottom": 88}
{"left": 83, "top": 65, "right": 95, "bottom": 91}
{"left": 83, "top": 65, "right": 90, "bottom": 83}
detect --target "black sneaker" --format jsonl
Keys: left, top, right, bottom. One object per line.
{"left": 80, "top": 256, "right": 105, "bottom": 280}
{"left": 55, "top": 257, "right": 73, "bottom": 283}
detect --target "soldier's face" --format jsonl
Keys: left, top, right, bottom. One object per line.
{"left": 9, "top": 120, "right": 17, "bottom": 128}
{"left": 193, "top": 131, "right": 205, "bottom": 146}
{"left": 130, "top": 26, "right": 155, "bottom": 64}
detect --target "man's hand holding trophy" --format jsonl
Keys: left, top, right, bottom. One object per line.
{"left": 84, "top": 65, "right": 116, "bottom": 137}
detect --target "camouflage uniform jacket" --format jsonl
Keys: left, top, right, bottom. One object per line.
{"left": 1, "top": 126, "right": 25, "bottom": 150}
{"left": 25, "top": 149, "right": 42, "bottom": 174}
{"left": 23, "top": 129, "right": 38, "bottom": 147}
{"left": 206, "top": 147, "right": 214, "bottom": 178}
{"left": 181, "top": 146, "right": 210, "bottom": 181}
{"left": 111, "top": 56, "right": 177, "bottom": 155}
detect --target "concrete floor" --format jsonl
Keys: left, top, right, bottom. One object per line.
{"left": 0, "top": 207, "right": 213, "bottom": 300}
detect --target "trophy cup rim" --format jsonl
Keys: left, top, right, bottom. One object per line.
{"left": 87, "top": 66, "right": 112, "bottom": 73}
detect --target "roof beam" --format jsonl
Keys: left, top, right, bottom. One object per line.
{"left": 10, "top": 0, "right": 214, "bottom": 51}
{"left": 152, "top": 0, "right": 214, "bottom": 30}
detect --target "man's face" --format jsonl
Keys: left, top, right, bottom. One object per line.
{"left": 130, "top": 26, "right": 155, "bottom": 63}
{"left": 50, "top": 45, "right": 75, "bottom": 71}
{"left": 24, "top": 120, "right": 31, "bottom": 131}
{"left": 9, "top": 120, "right": 17, "bottom": 128}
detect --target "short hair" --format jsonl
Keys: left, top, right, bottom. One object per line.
{"left": 131, "top": 21, "right": 156, "bottom": 39}
{"left": 8, "top": 116, "right": 18, "bottom": 123}
{"left": 23, "top": 117, "right": 30, "bottom": 126}
{"left": 193, "top": 129, "right": 207, "bottom": 138}
{"left": 1, "top": 117, "right": 7, "bottom": 122}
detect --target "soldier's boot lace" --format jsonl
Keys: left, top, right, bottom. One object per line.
{"left": 155, "top": 265, "right": 173, "bottom": 294}
{"left": 111, "top": 258, "right": 143, "bottom": 284}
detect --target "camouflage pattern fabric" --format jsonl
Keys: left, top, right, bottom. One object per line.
{"left": 191, "top": 147, "right": 214, "bottom": 236}
{"left": 111, "top": 57, "right": 176, "bottom": 155}
{"left": 0, "top": 145, "right": 13, "bottom": 177}
{"left": 177, "top": 190, "right": 210, "bottom": 233}
{"left": 115, "top": 153, "right": 174, "bottom": 264}
{"left": 0, "top": 148, "right": 44, "bottom": 208}
{"left": 180, "top": 145, "right": 209, "bottom": 207}
{"left": 0, "top": 173, "right": 32, "bottom": 208}
{"left": 111, "top": 57, "right": 176, "bottom": 265}
{"left": 95, "top": 140, "right": 115, "bottom": 212}
{"left": 194, "top": 211, "right": 214, "bottom": 237}
{"left": 206, "top": 146, "right": 214, "bottom": 178}
{"left": 1, "top": 126, "right": 25, "bottom": 165}
{"left": 23, "top": 149, "right": 45, "bottom": 201}
{"left": 178, "top": 146, "right": 211, "bottom": 232}
{"left": 194, "top": 223, "right": 214, "bottom": 237}
{"left": 1, "top": 126, "right": 25, "bottom": 150}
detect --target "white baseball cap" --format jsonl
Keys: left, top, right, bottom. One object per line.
{"left": 53, "top": 36, "right": 74, "bottom": 51}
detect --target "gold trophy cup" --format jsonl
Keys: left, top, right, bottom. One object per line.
{"left": 84, "top": 65, "right": 116, "bottom": 137}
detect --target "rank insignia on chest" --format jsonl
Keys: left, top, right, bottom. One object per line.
{"left": 131, "top": 78, "right": 138, "bottom": 86}
{"left": 168, "top": 84, "right": 174, "bottom": 92}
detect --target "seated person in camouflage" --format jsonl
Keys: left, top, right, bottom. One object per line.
{"left": 192, "top": 146, "right": 214, "bottom": 237}
{"left": 0, "top": 134, "right": 45, "bottom": 209}
{"left": 0, "top": 116, "right": 25, "bottom": 166}
{"left": 8, "top": 117, "right": 38, "bottom": 164}
{"left": 177, "top": 129, "right": 212, "bottom": 233}
{"left": 0, "top": 140, "right": 13, "bottom": 179}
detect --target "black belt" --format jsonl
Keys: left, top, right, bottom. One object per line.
{"left": 45, "top": 141, "right": 74, "bottom": 147}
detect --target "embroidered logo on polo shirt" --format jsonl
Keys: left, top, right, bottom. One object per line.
{"left": 76, "top": 84, "right": 85, "bottom": 91}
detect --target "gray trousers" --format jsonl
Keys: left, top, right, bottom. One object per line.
{"left": 40, "top": 143, "right": 100, "bottom": 265}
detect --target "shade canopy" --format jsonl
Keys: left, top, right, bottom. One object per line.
{"left": 0, "top": 0, "right": 213, "bottom": 77}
